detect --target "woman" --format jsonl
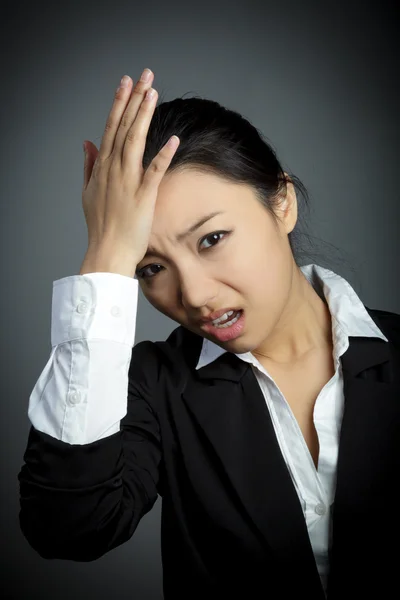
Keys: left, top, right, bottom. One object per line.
{"left": 18, "top": 68, "right": 400, "bottom": 599}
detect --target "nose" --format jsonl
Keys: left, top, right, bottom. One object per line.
{"left": 179, "top": 269, "right": 218, "bottom": 313}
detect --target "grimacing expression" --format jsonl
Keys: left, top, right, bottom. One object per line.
{"left": 136, "top": 169, "right": 298, "bottom": 354}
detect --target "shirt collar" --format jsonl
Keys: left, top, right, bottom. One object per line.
{"left": 195, "top": 263, "right": 389, "bottom": 371}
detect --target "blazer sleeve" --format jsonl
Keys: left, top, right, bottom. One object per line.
{"left": 18, "top": 339, "right": 163, "bottom": 562}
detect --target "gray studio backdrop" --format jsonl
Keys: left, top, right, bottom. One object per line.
{"left": 1, "top": 0, "right": 399, "bottom": 598}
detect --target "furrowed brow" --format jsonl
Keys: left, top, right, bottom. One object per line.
{"left": 142, "top": 210, "right": 225, "bottom": 260}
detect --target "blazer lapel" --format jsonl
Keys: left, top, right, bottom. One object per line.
{"left": 181, "top": 348, "right": 324, "bottom": 596}
{"left": 328, "top": 324, "right": 399, "bottom": 593}
{"left": 334, "top": 312, "right": 397, "bottom": 519}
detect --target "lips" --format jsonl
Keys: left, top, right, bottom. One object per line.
{"left": 199, "top": 308, "right": 245, "bottom": 341}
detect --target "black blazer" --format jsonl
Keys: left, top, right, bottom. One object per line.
{"left": 18, "top": 305, "right": 400, "bottom": 599}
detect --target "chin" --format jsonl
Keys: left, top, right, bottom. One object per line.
{"left": 219, "top": 337, "right": 255, "bottom": 355}
{"left": 227, "top": 330, "right": 270, "bottom": 355}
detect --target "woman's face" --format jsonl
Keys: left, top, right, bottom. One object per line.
{"left": 136, "top": 169, "right": 298, "bottom": 354}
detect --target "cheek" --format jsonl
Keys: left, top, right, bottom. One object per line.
{"left": 141, "top": 287, "right": 169, "bottom": 314}
{"left": 143, "top": 284, "right": 184, "bottom": 324}
{"left": 227, "top": 230, "right": 280, "bottom": 280}
{"left": 236, "top": 236, "right": 291, "bottom": 311}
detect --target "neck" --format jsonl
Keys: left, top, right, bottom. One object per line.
{"left": 252, "top": 265, "right": 333, "bottom": 366}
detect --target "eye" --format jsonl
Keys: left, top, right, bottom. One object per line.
{"left": 136, "top": 230, "right": 231, "bottom": 281}
{"left": 198, "top": 230, "right": 230, "bottom": 250}
{"left": 136, "top": 263, "right": 164, "bottom": 281}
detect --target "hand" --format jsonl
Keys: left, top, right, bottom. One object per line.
{"left": 81, "top": 68, "right": 179, "bottom": 274}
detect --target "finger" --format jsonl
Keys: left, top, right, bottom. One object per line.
{"left": 83, "top": 140, "right": 99, "bottom": 189}
{"left": 121, "top": 86, "right": 159, "bottom": 171}
{"left": 97, "top": 75, "right": 135, "bottom": 160}
{"left": 113, "top": 69, "right": 154, "bottom": 156}
{"left": 140, "top": 135, "right": 180, "bottom": 195}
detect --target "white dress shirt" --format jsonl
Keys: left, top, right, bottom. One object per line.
{"left": 27, "top": 263, "right": 388, "bottom": 595}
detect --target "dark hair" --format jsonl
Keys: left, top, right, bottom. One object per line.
{"left": 142, "top": 93, "right": 354, "bottom": 276}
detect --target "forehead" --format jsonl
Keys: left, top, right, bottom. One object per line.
{"left": 154, "top": 169, "right": 258, "bottom": 224}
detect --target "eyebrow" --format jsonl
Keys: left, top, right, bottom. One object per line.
{"left": 142, "top": 210, "right": 226, "bottom": 260}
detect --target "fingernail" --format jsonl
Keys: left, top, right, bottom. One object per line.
{"left": 120, "top": 75, "right": 130, "bottom": 88}
{"left": 146, "top": 88, "right": 155, "bottom": 100}
{"left": 140, "top": 68, "right": 152, "bottom": 82}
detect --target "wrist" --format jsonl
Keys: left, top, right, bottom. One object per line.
{"left": 79, "top": 245, "right": 137, "bottom": 278}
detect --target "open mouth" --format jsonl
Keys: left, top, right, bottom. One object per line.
{"left": 200, "top": 309, "right": 245, "bottom": 342}
{"left": 210, "top": 309, "right": 242, "bottom": 328}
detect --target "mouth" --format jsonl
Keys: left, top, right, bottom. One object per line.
{"left": 197, "top": 307, "right": 241, "bottom": 324}
{"left": 199, "top": 309, "right": 245, "bottom": 342}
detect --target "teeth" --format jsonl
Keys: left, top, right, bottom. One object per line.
{"left": 212, "top": 310, "right": 241, "bottom": 328}
{"left": 212, "top": 310, "right": 234, "bottom": 325}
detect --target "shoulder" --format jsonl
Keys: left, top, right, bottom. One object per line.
{"left": 131, "top": 325, "right": 202, "bottom": 369}
{"left": 364, "top": 305, "right": 400, "bottom": 346}
{"left": 128, "top": 325, "right": 203, "bottom": 402}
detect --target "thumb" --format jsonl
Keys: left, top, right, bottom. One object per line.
{"left": 83, "top": 140, "right": 99, "bottom": 189}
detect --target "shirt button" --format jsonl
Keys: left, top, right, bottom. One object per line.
{"left": 315, "top": 503, "right": 327, "bottom": 516}
{"left": 76, "top": 302, "right": 89, "bottom": 314}
{"left": 110, "top": 305, "right": 121, "bottom": 317}
{"left": 68, "top": 390, "right": 82, "bottom": 406}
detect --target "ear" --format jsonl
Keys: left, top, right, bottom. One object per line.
{"left": 275, "top": 173, "right": 298, "bottom": 235}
